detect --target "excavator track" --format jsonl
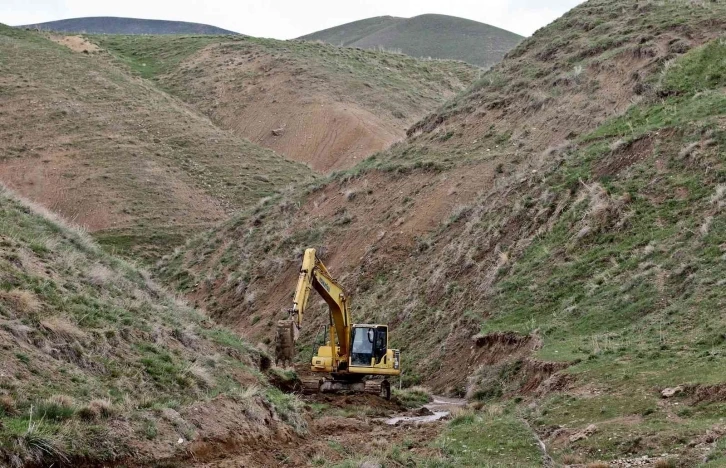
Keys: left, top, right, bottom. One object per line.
{"left": 296, "top": 368, "right": 388, "bottom": 396}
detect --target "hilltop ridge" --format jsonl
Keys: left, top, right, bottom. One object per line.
{"left": 300, "top": 13, "right": 523, "bottom": 67}
{"left": 20, "top": 16, "right": 238, "bottom": 35}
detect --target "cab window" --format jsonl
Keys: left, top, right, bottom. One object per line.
{"left": 351, "top": 327, "right": 374, "bottom": 366}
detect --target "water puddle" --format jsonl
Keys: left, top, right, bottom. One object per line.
{"left": 384, "top": 396, "right": 466, "bottom": 425}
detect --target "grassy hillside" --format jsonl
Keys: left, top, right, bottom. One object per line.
{"left": 300, "top": 14, "right": 523, "bottom": 68}
{"left": 21, "top": 16, "right": 238, "bottom": 35}
{"left": 159, "top": 0, "right": 726, "bottom": 464}
{"left": 0, "top": 185, "right": 305, "bottom": 466}
{"left": 93, "top": 34, "right": 479, "bottom": 172}
{"left": 299, "top": 16, "right": 404, "bottom": 47}
{"left": 0, "top": 25, "right": 316, "bottom": 260}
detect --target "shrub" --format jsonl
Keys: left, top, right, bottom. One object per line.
{"left": 36, "top": 395, "right": 76, "bottom": 421}
{"left": 0, "top": 395, "right": 16, "bottom": 415}
{"left": 77, "top": 399, "right": 115, "bottom": 420}
{"left": 16, "top": 422, "right": 69, "bottom": 464}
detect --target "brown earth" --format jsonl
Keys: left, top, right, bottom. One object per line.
{"left": 189, "top": 393, "right": 446, "bottom": 468}
{"left": 48, "top": 34, "right": 100, "bottom": 53}
{"left": 168, "top": 45, "right": 398, "bottom": 172}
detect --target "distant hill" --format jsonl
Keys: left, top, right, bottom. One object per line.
{"left": 20, "top": 16, "right": 238, "bottom": 35}
{"left": 299, "top": 14, "right": 523, "bottom": 67}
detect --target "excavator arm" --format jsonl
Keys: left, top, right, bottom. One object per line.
{"left": 276, "top": 248, "right": 352, "bottom": 366}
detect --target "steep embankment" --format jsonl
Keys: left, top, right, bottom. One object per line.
{"left": 94, "top": 35, "right": 479, "bottom": 172}
{"left": 0, "top": 185, "right": 306, "bottom": 467}
{"left": 0, "top": 25, "right": 316, "bottom": 260}
{"left": 299, "top": 14, "right": 524, "bottom": 68}
{"left": 20, "top": 16, "right": 239, "bottom": 35}
{"left": 160, "top": 0, "right": 726, "bottom": 464}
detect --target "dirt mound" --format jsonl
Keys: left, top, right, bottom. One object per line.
{"left": 311, "top": 416, "right": 372, "bottom": 435}
{"left": 307, "top": 392, "right": 404, "bottom": 413}
{"left": 48, "top": 34, "right": 100, "bottom": 53}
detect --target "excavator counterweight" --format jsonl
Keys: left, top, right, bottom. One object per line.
{"left": 274, "top": 248, "right": 401, "bottom": 398}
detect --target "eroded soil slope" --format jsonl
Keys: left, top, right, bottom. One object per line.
{"left": 0, "top": 26, "right": 316, "bottom": 260}
{"left": 160, "top": 0, "right": 726, "bottom": 464}
{"left": 96, "top": 35, "right": 479, "bottom": 172}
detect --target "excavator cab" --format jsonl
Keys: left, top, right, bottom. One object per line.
{"left": 350, "top": 325, "right": 387, "bottom": 367}
{"left": 312, "top": 324, "right": 400, "bottom": 374}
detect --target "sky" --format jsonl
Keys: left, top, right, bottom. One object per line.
{"left": 2, "top": 0, "right": 586, "bottom": 38}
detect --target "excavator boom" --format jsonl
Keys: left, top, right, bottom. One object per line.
{"left": 287, "top": 249, "right": 351, "bottom": 359}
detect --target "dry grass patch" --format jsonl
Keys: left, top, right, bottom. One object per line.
{"left": 186, "top": 363, "right": 215, "bottom": 388}
{"left": 77, "top": 399, "right": 115, "bottom": 421}
{"left": 0, "top": 289, "right": 41, "bottom": 315}
{"left": 40, "top": 316, "right": 86, "bottom": 342}
{"left": 0, "top": 396, "right": 17, "bottom": 416}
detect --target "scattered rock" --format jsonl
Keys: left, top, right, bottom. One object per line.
{"left": 359, "top": 461, "right": 381, "bottom": 468}
{"left": 661, "top": 386, "right": 684, "bottom": 398}
{"left": 569, "top": 424, "right": 597, "bottom": 443}
{"left": 412, "top": 406, "right": 434, "bottom": 417}
{"left": 271, "top": 127, "right": 284, "bottom": 136}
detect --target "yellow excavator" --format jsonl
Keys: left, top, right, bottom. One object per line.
{"left": 275, "top": 248, "right": 401, "bottom": 399}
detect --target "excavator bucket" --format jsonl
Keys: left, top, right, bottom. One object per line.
{"left": 275, "top": 319, "right": 296, "bottom": 367}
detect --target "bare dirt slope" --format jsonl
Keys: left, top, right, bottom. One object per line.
{"left": 160, "top": 1, "right": 726, "bottom": 464}
{"left": 0, "top": 26, "right": 316, "bottom": 260}
{"left": 96, "top": 35, "right": 480, "bottom": 172}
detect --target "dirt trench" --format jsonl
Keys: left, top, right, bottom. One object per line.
{"left": 188, "top": 392, "right": 458, "bottom": 467}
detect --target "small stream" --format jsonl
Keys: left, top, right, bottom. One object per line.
{"left": 384, "top": 395, "right": 466, "bottom": 425}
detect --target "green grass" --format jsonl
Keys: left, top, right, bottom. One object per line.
{"left": 661, "top": 39, "right": 726, "bottom": 94}
{"left": 393, "top": 386, "right": 433, "bottom": 408}
{"left": 93, "top": 35, "right": 220, "bottom": 79}
{"left": 331, "top": 409, "right": 542, "bottom": 467}
{"left": 436, "top": 412, "right": 541, "bottom": 467}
